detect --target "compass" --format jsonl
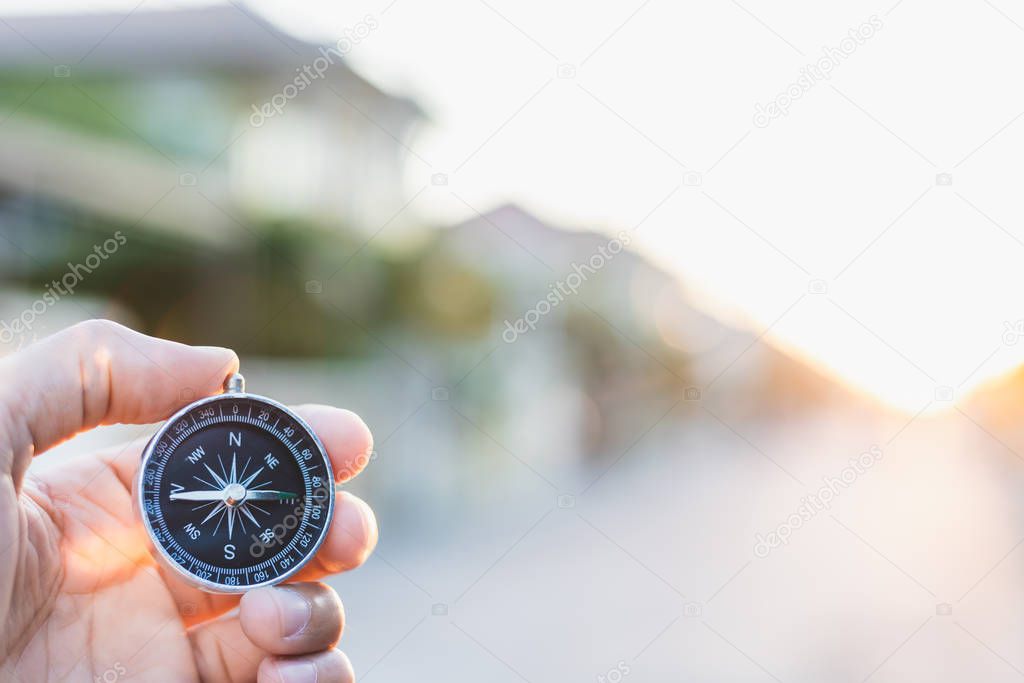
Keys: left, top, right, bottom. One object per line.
{"left": 135, "top": 373, "right": 334, "bottom": 593}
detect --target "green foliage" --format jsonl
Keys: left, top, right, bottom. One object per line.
{"left": 0, "top": 71, "right": 129, "bottom": 143}
{"left": 9, "top": 209, "right": 499, "bottom": 358}
{"left": 0, "top": 70, "right": 237, "bottom": 160}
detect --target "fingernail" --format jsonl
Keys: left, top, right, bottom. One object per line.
{"left": 275, "top": 659, "right": 318, "bottom": 683}
{"left": 271, "top": 587, "right": 313, "bottom": 637}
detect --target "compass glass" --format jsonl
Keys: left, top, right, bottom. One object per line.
{"left": 138, "top": 395, "right": 333, "bottom": 591}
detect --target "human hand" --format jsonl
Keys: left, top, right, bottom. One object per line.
{"left": 0, "top": 320, "right": 377, "bottom": 682}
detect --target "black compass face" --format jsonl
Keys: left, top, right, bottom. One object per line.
{"left": 139, "top": 395, "right": 333, "bottom": 591}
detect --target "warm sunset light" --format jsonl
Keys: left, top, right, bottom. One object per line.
{"left": 272, "top": 0, "right": 1024, "bottom": 415}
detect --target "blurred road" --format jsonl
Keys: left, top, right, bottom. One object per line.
{"left": 329, "top": 397, "right": 1024, "bottom": 681}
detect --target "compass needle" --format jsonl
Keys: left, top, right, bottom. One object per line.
{"left": 170, "top": 490, "right": 226, "bottom": 502}
{"left": 246, "top": 490, "right": 300, "bottom": 502}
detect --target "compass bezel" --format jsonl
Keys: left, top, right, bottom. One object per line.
{"left": 134, "top": 391, "right": 335, "bottom": 594}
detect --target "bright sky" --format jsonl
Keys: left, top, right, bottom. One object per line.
{"left": 5, "top": 0, "right": 1024, "bottom": 412}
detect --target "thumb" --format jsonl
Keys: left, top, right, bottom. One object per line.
{"left": 0, "top": 319, "right": 238, "bottom": 489}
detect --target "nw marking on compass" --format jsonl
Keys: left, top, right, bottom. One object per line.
{"left": 170, "top": 452, "right": 298, "bottom": 540}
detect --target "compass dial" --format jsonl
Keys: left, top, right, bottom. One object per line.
{"left": 137, "top": 394, "right": 334, "bottom": 592}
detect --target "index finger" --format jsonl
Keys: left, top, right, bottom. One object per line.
{"left": 289, "top": 404, "right": 374, "bottom": 483}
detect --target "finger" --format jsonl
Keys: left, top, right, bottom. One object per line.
{"left": 159, "top": 571, "right": 247, "bottom": 628}
{"left": 1, "top": 319, "right": 237, "bottom": 486}
{"left": 240, "top": 583, "right": 344, "bottom": 655}
{"left": 259, "top": 649, "right": 354, "bottom": 683}
{"left": 188, "top": 613, "right": 265, "bottom": 683}
{"left": 188, "top": 584, "right": 345, "bottom": 680}
{"left": 291, "top": 491, "right": 377, "bottom": 581}
{"left": 291, "top": 405, "right": 374, "bottom": 483}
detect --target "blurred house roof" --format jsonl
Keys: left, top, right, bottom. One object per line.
{"left": 0, "top": 3, "right": 423, "bottom": 243}
{"left": 443, "top": 203, "right": 657, "bottom": 279}
{"left": 441, "top": 202, "right": 695, "bottom": 322}
{"left": 0, "top": 3, "right": 420, "bottom": 114}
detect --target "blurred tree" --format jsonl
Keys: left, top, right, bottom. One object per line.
{"left": 11, "top": 210, "right": 502, "bottom": 359}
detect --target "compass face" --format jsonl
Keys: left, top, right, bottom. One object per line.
{"left": 137, "top": 394, "right": 333, "bottom": 592}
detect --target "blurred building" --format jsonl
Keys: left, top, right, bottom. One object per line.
{"left": 0, "top": 2, "right": 422, "bottom": 259}
{"left": 432, "top": 204, "right": 676, "bottom": 461}
{"left": 436, "top": 205, "right": 871, "bottom": 454}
